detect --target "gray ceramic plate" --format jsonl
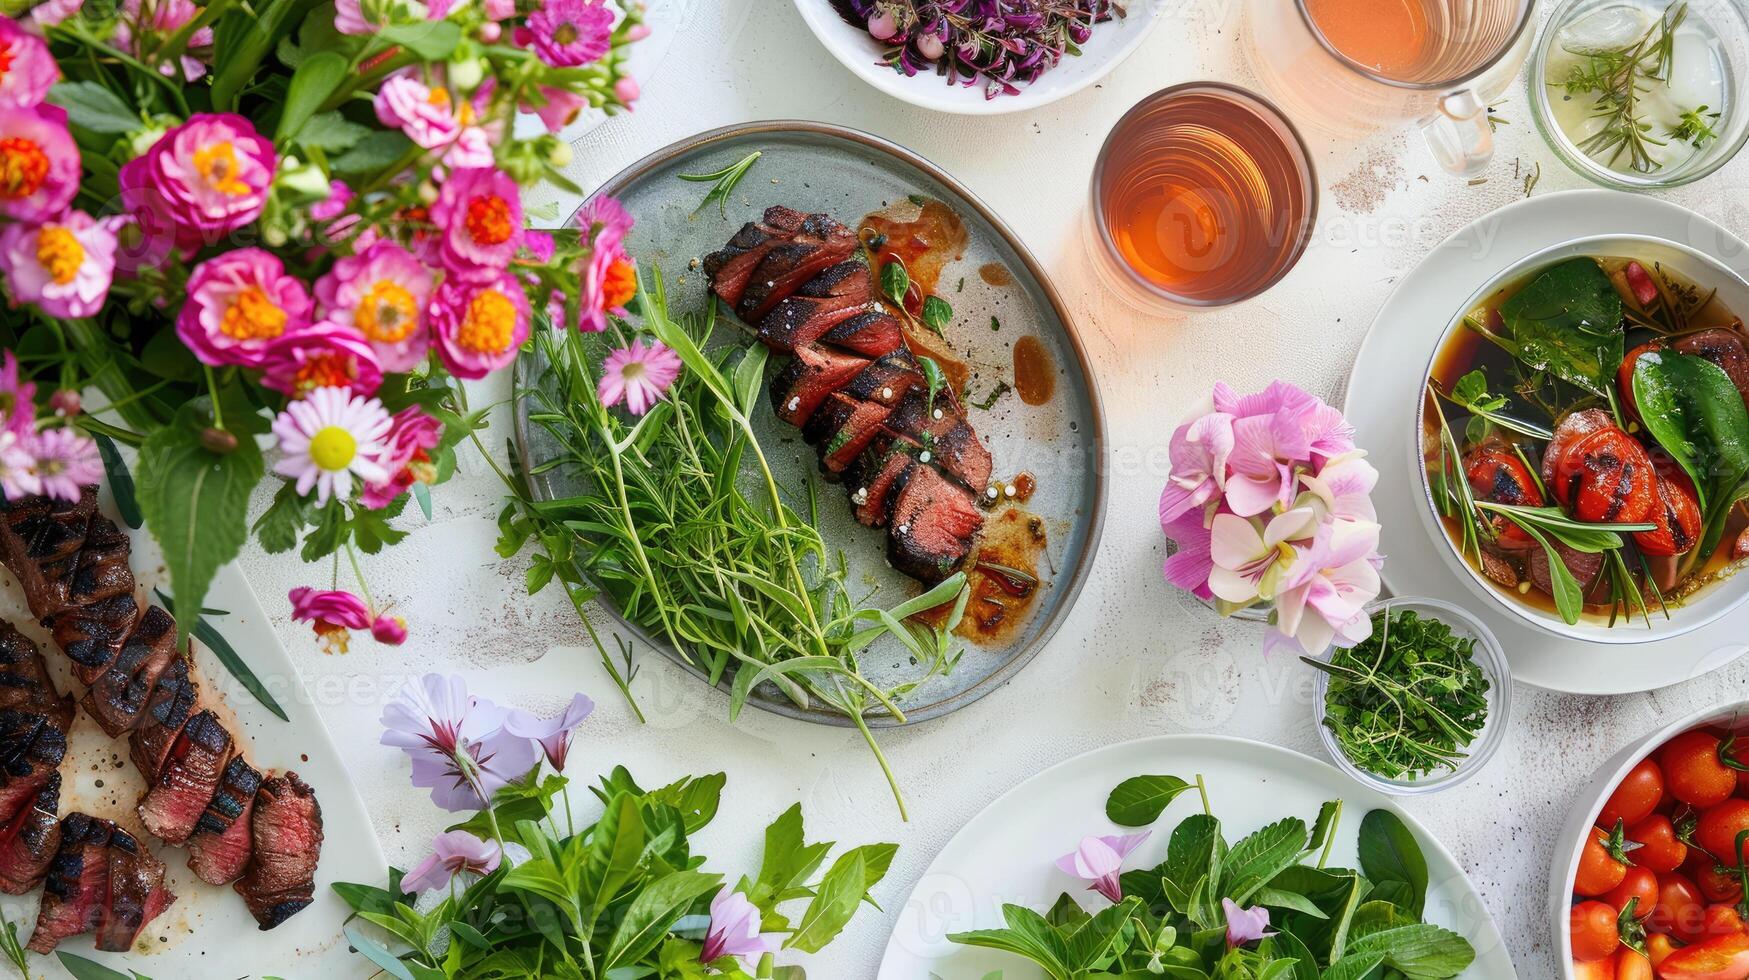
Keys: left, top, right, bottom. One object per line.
{"left": 513, "top": 120, "right": 1105, "bottom": 726}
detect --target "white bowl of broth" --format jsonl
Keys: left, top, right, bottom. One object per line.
{"left": 1415, "top": 235, "right": 1749, "bottom": 644}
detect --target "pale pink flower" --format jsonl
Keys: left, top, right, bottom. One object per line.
{"left": 1160, "top": 509, "right": 1214, "bottom": 601}
{"left": 24, "top": 0, "right": 82, "bottom": 31}
{"left": 112, "top": 0, "right": 211, "bottom": 80}
{"left": 700, "top": 888, "right": 779, "bottom": 968}
{"left": 380, "top": 672, "right": 540, "bottom": 811}
{"left": 526, "top": 0, "right": 613, "bottom": 67}
{"left": 0, "top": 16, "right": 57, "bottom": 109}
{"left": 374, "top": 74, "right": 462, "bottom": 150}
{"left": 1207, "top": 507, "right": 1316, "bottom": 606}
{"left": 1056, "top": 832, "right": 1149, "bottom": 903}
{"left": 0, "top": 210, "right": 117, "bottom": 318}
{"left": 1296, "top": 451, "right": 1379, "bottom": 524}
{"left": 0, "top": 350, "right": 35, "bottom": 436}
{"left": 314, "top": 241, "right": 435, "bottom": 373}
{"left": 1269, "top": 518, "right": 1382, "bottom": 656}
{"left": 0, "top": 430, "right": 39, "bottom": 500}
{"left": 527, "top": 85, "right": 587, "bottom": 134}
{"left": 613, "top": 75, "right": 639, "bottom": 107}
{"left": 333, "top": 0, "right": 379, "bottom": 34}
{"left": 598, "top": 339, "right": 680, "bottom": 415}
{"left": 503, "top": 693, "right": 593, "bottom": 772}
{"left": 400, "top": 831, "right": 501, "bottom": 894}
{"left": 29, "top": 427, "right": 99, "bottom": 500}
{"left": 1158, "top": 412, "right": 1234, "bottom": 523}
{"left": 177, "top": 248, "right": 312, "bottom": 368}
{"left": 271, "top": 386, "right": 392, "bottom": 504}
{"left": 1223, "top": 899, "right": 1275, "bottom": 949}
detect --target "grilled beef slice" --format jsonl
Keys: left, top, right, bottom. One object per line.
{"left": 187, "top": 757, "right": 262, "bottom": 885}
{"left": 0, "top": 622, "right": 71, "bottom": 732}
{"left": 735, "top": 215, "right": 859, "bottom": 321}
{"left": 236, "top": 771, "right": 323, "bottom": 930}
{"left": 847, "top": 445, "right": 919, "bottom": 528}
{"left": 0, "top": 710, "right": 66, "bottom": 824}
{"left": 818, "top": 310, "right": 905, "bottom": 358}
{"left": 839, "top": 349, "right": 925, "bottom": 409}
{"left": 758, "top": 294, "right": 874, "bottom": 355}
{"left": 96, "top": 826, "right": 173, "bottom": 952}
{"left": 28, "top": 812, "right": 113, "bottom": 953}
{"left": 51, "top": 594, "right": 143, "bottom": 687}
{"left": 0, "top": 772, "right": 60, "bottom": 893}
{"left": 770, "top": 343, "right": 870, "bottom": 426}
{"left": 803, "top": 393, "right": 894, "bottom": 475}
{"left": 80, "top": 605, "right": 177, "bottom": 737}
{"left": 0, "top": 490, "right": 99, "bottom": 622}
{"left": 882, "top": 391, "right": 993, "bottom": 494}
{"left": 128, "top": 656, "right": 199, "bottom": 783}
{"left": 138, "top": 709, "right": 232, "bottom": 844}
{"left": 703, "top": 206, "right": 808, "bottom": 307}
{"left": 886, "top": 464, "right": 983, "bottom": 583}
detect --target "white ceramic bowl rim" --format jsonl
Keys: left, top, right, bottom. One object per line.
{"left": 1412, "top": 233, "right": 1749, "bottom": 645}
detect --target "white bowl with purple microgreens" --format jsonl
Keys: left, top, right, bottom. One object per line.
{"left": 794, "top": 0, "right": 1165, "bottom": 114}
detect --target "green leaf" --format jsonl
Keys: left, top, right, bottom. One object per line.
{"left": 1357, "top": 810, "right": 1428, "bottom": 918}
{"left": 921, "top": 295, "right": 953, "bottom": 336}
{"left": 786, "top": 843, "right": 897, "bottom": 952}
{"left": 1514, "top": 519, "right": 1585, "bottom": 625}
{"left": 210, "top": 0, "right": 316, "bottom": 110}
{"left": 1044, "top": 892, "right": 1090, "bottom": 929}
{"left": 157, "top": 588, "right": 290, "bottom": 722}
{"left": 578, "top": 792, "right": 644, "bottom": 932}
{"left": 1499, "top": 257, "right": 1624, "bottom": 397}
{"left": 1105, "top": 774, "right": 1194, "bottom": 827}
{"left": 297, "top": 110, "right": 372, "bottom": 152}
{"left": 949, "top": 904, "right": 1074, "bottom": 980}
{"left": 603, "top": 870, "right": 722, "bottom": 970}
{"left": 55, "top": 951, "right": 148, "bottom": 980}
{"left": 343, "top": 923, "right": 420, "bottom": 980}
{"left": 276, "top": 51, "right": 348, "bottom": 141}
{"left": 880, "top": 261, "right": 909, "bottom": 307}
{"left": 1634, "top": 349, "right": 1749, "bottom": 552}
{"left": 254, "top": 482, "right": 310, "bottom": 554}
{"left": 647, "top": 772, "right": 726, "bottom": 833}
{"left": 750, "top": 803, "right": 831, "bottom": 908}
{"left": 1253, "top": 886, "right": 1328, "bottom": 919}
{"left": 1221, "top": 818, "right": 1309, "bottom": 904}
{"left": 378, "top": 20, "right": 463, "bottom": 58}
{"left": 46, "top": 81, "right": 141, "bottom": 134}
{"left": 332, "top": 130, "right": 414, "bottom": 176}
{"left": 1319, "top": 951, "right": 1386, "bottom": 980}
{"left": 1344, "top": 900, "right": 1476, "bottom": 977}
{"left": 1162, "top": 813, "right": 1225, "bottom": 913}
{"left": 676, "top": 150, "right": 761, "bottom": 218}
{"left": 94, "top": 433, "right": 142, "bottom": 529}
{"left": 1063, "top": 896, "right": 1140, "bottom": 970}
{"left": 136, "top": 405, "right": 263, "bottom": 649}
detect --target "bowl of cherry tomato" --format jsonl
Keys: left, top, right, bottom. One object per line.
{"left": 1560, "top": 701, "right": 1749, "bottom": 980}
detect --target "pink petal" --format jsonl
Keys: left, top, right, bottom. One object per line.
{"left": 1209, "top": 513, "right": 1265, "bottom": 570}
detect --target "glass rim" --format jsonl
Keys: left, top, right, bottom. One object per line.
{"left": 1291, "top": 0, "right": 1539, "bottom": 92}
{"left": 1088, "top": 81, "right": 1319, "bottom": 310}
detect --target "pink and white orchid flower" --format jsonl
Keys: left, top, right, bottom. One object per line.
{"left": 1208, "top": 507, "right": 1317, "bottom": 607}
{"left": 700, "top": 887, "right": 779, "bottom": 967}
{"left": 1223, "top": 898, "right": 1276, "bottom": 948}
{"left": 1158, "top": 412, "right": 1234, "bottom": 523}
{"left": 1055, "top": 832, "right": 1150, "bottom": 903}
{"left": 1269, "top": 518, "right": 1382, "bottom": 655}
{"left": 1296, "top": 451, "right": 1380, "bottom": 524}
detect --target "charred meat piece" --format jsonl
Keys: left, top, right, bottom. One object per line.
{"left": 0, "top": 710, "right": 66, "bottom": 825}
{"left": 0, "top": 772, "right": 60, "bottom": 894}
{"left": 64, "top": 512, "right": 136, "bottom": 617}
{"left": 0, "top": 622, "right": 71, "bottom": 731}
{"left": 757, "top": 294, "right": 872, "bottom": 353}
{"left": 819, "top": 310, "right": 905, "bottom": 358}
{"left": 1530, "top": 540, "right": 1610, "bottom": 605}
{"left": 236, "top": 771, "right": 323, "bottom": 930}
{"left": 1540, "top": 409, "right": 1613, "bottom": 492}
{"left": 736, "top": 214, "right": 859, "bottom": 321}
{"left": 847, "top": 443, "right": 919, "bottom": 528}
{"left": 80, "top": 605, "right": 177, "bottom": 737}
{"left": 1478, "top": 550, "right": 1521, "bottom": 590}
{"left": 839, "top": 349, "right": 925, "bottom": 408}
{"left": 887, "top": 464, "right": 984, "bottom": 583}
{"left": 1550, "top": 425, "right": 1657, "bottom": 524}
{"left": 138, "top": 709, "right": 232, "bottom": 844}
{"left": 0, "top": 490, "right": 99, "bottom": 621}
{"left": 50, "top": 594, "right": 141, "bottom": 687}
{"left": 187, "top": 757, "right": 262, "bottom": 886}
{"left": 795, "top": 260, "right": 871, "bottom": 301}
{"left": 703, "top": 206, "right": 808, "bottom": 308}
{"left": 96, "top": 825, "right": 173, "bottom": 952}
{"left": 884, "top": 391, "right": 994, "bottom": 494}
{"left": 770, "top": 344, "right": 870, "bottom": 426}
{"left": 28, "top": 812, "right": 113, "bottom": 953}
{"left": 803, "top": 393, "right": 894, "bottom": 475}
{"left": 1675, "top": 327, "right": 1749, "bottom": 413}
{"left": 129, "top": 657, "right": 198, "bottom": 783}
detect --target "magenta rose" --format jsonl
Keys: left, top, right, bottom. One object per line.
{"left": 0, "top": 103, "right": 77, "bottom": 222}
{"left": 120, "top": 113, "right": 276, "bottom": 252}
{"left": 0, "top": 16, "right": 57, "bottom": 109}
{"left": 430, "top": 166, "right": 522, "bottom": 281}
{"left": 314, "top": 241, "right": 435, "bottom": 373}
{"left": 260, "top": 320, "right": 384, "bottom": 399}
{"left": 429, "top": 272, "right": 529, "bottom": 380}
{"left": 178, "top": 248, "right": 313, "bottom": 368}
{"left": 361, "top": 406, "right": 441, "bottom": 509}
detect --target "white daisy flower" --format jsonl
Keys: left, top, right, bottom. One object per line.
{"left": 271, "top": 386, "right": 392, "bottom": 504}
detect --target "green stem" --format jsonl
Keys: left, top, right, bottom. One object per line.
{"left": 203, "top": 365, "right": 226, "bottom": 431}
{"left": 1195, "top": 774, "right": 1211, "bottom": 816}
{"left": 344, "top": 540, "right": 377, "bottom": 613}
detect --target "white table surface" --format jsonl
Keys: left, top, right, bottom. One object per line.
{"left": 233, "top": 1, "right": 1749, "bottom": 976}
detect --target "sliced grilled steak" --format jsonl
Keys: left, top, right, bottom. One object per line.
{"left": 758, "top": 294, "right": 874, "bottom": 355}
{"left": 1530, "top": 540, "right": 1610, "bottom": 604}
{"left": 839, "top": 349, "right": 925, "bottom": 408}
{"left": 236, "top": 771, "right": 323, "bottom": 930}
{"left": 129, "top": 656, "right": 198, "bottom": 782}
{"left": 803, "top": 393, "right": 894, "bottom": 475}
{"left": 138, "top": 709, "right": 232, "bottom": 844}
{"left": 0, "top": 772, "right": 60, "bottom": 894}
{"left": 736, "top": 215, "right": 859, "bottom": 321}
{"left": 848, "top": 444, "right": 919, "bottom": 528}
{"left": 887, "top": 464, "right": 983, "bottom": 583}
{"left": 0, "top": 490, "right": 99, "bottom": 622}
{"left": 770, "top": 343, "right": 870, "bottom": 426}
{"left": 1674, "top": 327, "right": 1749, "bottom": 412}
{"left": 703, "top": 206, "right": 808, "bottom": 308}
{"left": 0, "top": 710, "right": 65, "bottom": 824}
{"left": 28, "top": 812, "right": 112, "bottom": 953}
{"left": 81, "top": 605, "right": 177, "bottom": 737}
{"left": 0, "top": 622, "right": 71, "bottom": 731}
{"left": 883, "top": 391, "right": 993, "bottom": 494}
{"left": 187, "top": 757, "right": 262, "bottom": 885}
{"left": 52, "top": 594, "right": 142, "bottom": 687}
{"left": 819, "top": 310, "right": 905, "bottom": 358}
{"left": 96, "top": 825, "right": 173, "bottom": 952}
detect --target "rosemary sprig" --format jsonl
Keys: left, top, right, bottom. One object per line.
{"left": 1558, "top": 2, "right": 1689, "bottom": 173}
{"left": 677, "top": 149, "right": 762, "bottom": 218}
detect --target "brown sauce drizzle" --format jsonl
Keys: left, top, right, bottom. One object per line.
{"left": 978, "top": 262, "right": 1013, "bottom": 286}
{"left": 1012, "top": 336, "right": 1055, "bottom": 405}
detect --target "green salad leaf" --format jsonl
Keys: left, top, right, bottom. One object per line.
{"left": 1498, "top": 257, "right": 1625, "bottom": 397}
{"left": 1633, "top": 348, "right": 1749, "bottom": 556}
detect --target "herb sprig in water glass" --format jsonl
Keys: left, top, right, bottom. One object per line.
{"left": 1557, "top": 1, "right": 1716, "bottom": 173}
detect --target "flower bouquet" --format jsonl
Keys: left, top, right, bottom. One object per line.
{"left": 1158, "top": 381, "right": 1385, "bottom": 655}
{"left": 0, "top": 0, "right": 645, "bottom": 644}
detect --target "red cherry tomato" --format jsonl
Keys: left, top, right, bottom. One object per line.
{"left": 1657, "top": 933, "right": 1749, "bottom": 980}
{"left": 1465, "top": 446, "right": 1544, "bottom": 547}
{"left": 1685, "top": 850, "right": 1745, "bottom": 905}
{"left": 1573, "top": 954, "right": 1618, "bottom": 980}
{"left": 1620, "top": 340, "right": 1667, "bottom": 425}
{"left": 1574, "top": 899, "right": 1623, "bottom": 960}
{"left": 1550, "top": 426, "right": 1658, "bottom": 524}
{"left": 1606, "top": 866, "right": 1660, "bottom": 919}
{"left": 1699, "top": 800, "right": 1749, "bottom": 868}
{"left": 1618, "top": 949, "right": 1653, "bottom": 980}
{"left": 1636, "top": 472, "right": 1705, "bottom": 557}
{"left": 1603, "top": 759, "right": 1668, "bottom": 828}
{"left": 1632, "top": 814, "right": 1690, "bottom": 873}
{"left": 1651, "top": 872, "right": 1709, "bottom": 943}
{"left": 1579, "top": 824, "right": 1633, "bottom": 896}
{"left": 1705, "top": 904, "right": 1749, "bottom": 937}
{"left": 1650, "top": 933, "right": 1680, "bottom": 967}
{"left": 1664, "top": 731, "right": 1741, "bottom": 809}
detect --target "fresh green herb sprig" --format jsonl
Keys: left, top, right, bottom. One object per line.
{"left": 1306, "top": 607, "right": 1491, "bottom": 782}
{"left": 1556, "top": 1, "right": 1694, "bottom": 173}
{"left": 678, "top": 149, "right": 763, "bottom": 217}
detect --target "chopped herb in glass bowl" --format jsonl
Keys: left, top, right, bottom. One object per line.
{"left": 1305, "top": 597, "right": 1511, "bottom": 794}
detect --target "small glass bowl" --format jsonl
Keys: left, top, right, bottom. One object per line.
{"left": 1529, "top": 0, "right": 1749, "bottom": 189}
{"left": 1310, "top": 596, "right": 1512, "bottom": 796}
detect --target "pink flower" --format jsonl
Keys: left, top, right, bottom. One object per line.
{"left": 271, "top": 386, "right": 393, "bottom": 504}
{"left": 700, "top": 888, "right": 779, "bottom": 967}
{"left": 0, "top": 104, "right": 77, "bottom": 223}
{"left": 24, "top": 0, "right": 81, "bottom": 31}
{"left": 400, "top": 831, "right": 501, "bottom": 894}
{"left": 429, "top": 273, "right": 530, "bottom": 380}
{"left": 1297, "top": 452, "right": 1379, "bottom": 524}
{"left": 289, "top": 586, "right": 371, "bottom": 654}
{"left": 431, "top": 167, "right": 522, "bottom": 278}
{"left": 333, "top": 0, "right": 380, "bottom": 34}
{"left": 0, "top": 210, "right": 117, "bottom": 318}
{"left": 573, "top": 195, "right": 635, "bottom": 332}
{"left": 374, "top": 74, "right": 462, "bottom": 150}
{"left": 1270, "top": 518, "right": 1382, "bottom": 656}
{"left": 371, "top": 613, "right": 408, "bottom": 645}
{"left": 314, "top": 241, "right": 435, "bottom": 372}
{"left": 177, "top": 248, "right": 312, "bottom": 367}
{"left": 120, "top": 113, "right": 275, "bottom": 251}
{"left": 380, "top": 673, "right": 540, "bottom": 812}
{"left": 113, "top": 0, "right": 211, "bottom": 81}
{"left": 503, "top": 693, "right": 593, "bottom": 772}
{"left": 1208, "top": 507, "right": 1316, "bottom": 607}
{"left": 483, "top": 0, "right": 514, "bottom": 18}
{"left": 1055, "top": 832, "right": 1150, "bottom": 903}
{"left": 0, "top": 16, "right": 57, "bottom": 109}
{"left": 0, "top": 430, "right": 39, "bottom": 500}
{"left": 527, "top": 85, "right": 587, "bottom": 134}
{"left": 29, "top": 427, "right": 99, "bottom": 500}
{"left": 260, "top": 321, "right": 385, "bottom": 399}
{"left": 310, "top": 180, "right": 360, "bottom": 243}
{"left": 1223, "top": 898, "right": 1275, "bottom": 948}
{"left": 441, "top": 125, "right": 495, "bottom": 170}
{"left": 360, "top": 406, "right": 440, "bottom": 509}
{"left": 0, "top": 350, "right": 35, "bottom": 437}
{"left": 1161, "top": 509, "right": 1214, "bottom": 601}
{"left": 526, "top": 0, "right": 613, "bottom": 67}
{"left": 1159, "top": 412, "right": 1234, "bottom": 524}
{"left": 598, "top": 339, "right": 680, "bottom": 415}
{"left": 613, "top": 75, "right": 639, "bottom": 107}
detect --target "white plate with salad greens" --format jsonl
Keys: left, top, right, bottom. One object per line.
{"left": 877, "top": 734, "right": 1514, "bottom": 979}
